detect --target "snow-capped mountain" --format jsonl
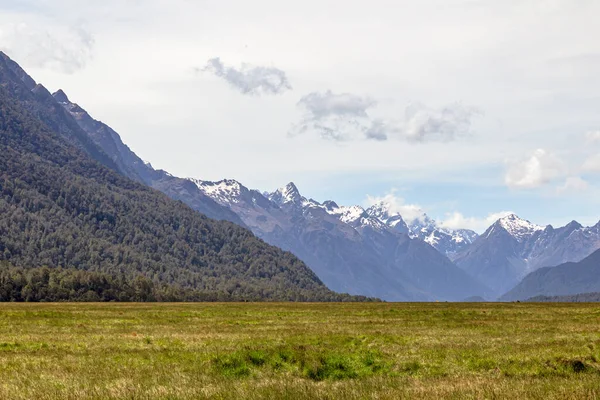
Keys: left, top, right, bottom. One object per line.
{"left": 192, "top": 180, "right": 490, "bottom": 301}
{"left": 366, "top": 202, "right": 478, "bottom": 257}
{"left": 366, "top": 202, "right": 410, "bottom": 235}
{"left": 490, "top": 214, "right": 544, "bottom": 242}
{"left": 454, "top": 214, "right": 600, "bottom": 298}
{"left": 409, "top": 215, "right": 479, "bottom": 257}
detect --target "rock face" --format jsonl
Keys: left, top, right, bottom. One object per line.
{"left": 500, "top": 249, "right": 600, "bottom": 301}
{"left": 454, "top": 214, "right": 600, "bottom": 298}
{"left": 192, "top": 180, "right": 490, "bottom": 301}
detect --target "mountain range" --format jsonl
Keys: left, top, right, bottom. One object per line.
{"left": 0, "top": 50, "right": 362, "bottom": 302}
{"left": 45, "top": 80, "right": 600, "bottom": 301}
{"left": 192, "top": 179, "right": 489, "bottom": 301}
{"left": 453, "top": 215, "right": 600, "bottom": 297}
{"left": 2, "top": 49, "right": 599, "bottom": 302}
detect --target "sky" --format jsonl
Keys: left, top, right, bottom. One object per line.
{"left": 1, "top": 0, "right": 599, "bottom": 232}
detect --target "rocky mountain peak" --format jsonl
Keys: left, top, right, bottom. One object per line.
{"left": 322, "top": 200, "right": 339, "bottom": 211}
{"left": 52, "top": 89, "right": 71, "bottom": 104}
{"left": 565, "top": 220, "right": 583, "bottom": 230}
{"left": 495, "top": 214, "right": 544, "bottom": 241}
{"left": 270, "top": 182, "right": 305, "bottom": 206}
{"left": 0, "top": 51, "right": 37, "bottom": 90}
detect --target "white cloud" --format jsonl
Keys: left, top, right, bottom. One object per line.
{"left": 291, "top": 92, "right": 480, "bottom": 143}
{"left": 585, "top": 130, "right": 600, "bottom": 144}
{"left": 556, "top": 176, "right": 589, "bottom": 193}
{"left": 440, "top": 211, "right": 514, "bottom": 232}
{"left": 582, "top": 154, "right": 600, "bottom": 172}
{"left": 504, "top": 149, "right": 567, "bottom": 189}
{"left": 201, "top": 57, "right": 292, "bottom": 96}
{"left": 365, "top": 191, "right": 514, "bottom": 232}
{"left": 364, "top": 190, "right": 424, "bottom": 223}
{"left": 0, "top": 22, "right": 93, "bottom": 74}
{"left": 400, "top": 103, "right": 482, "bottom": 143}
{"left": 290, "top": 90, "right": 378, "bottom": 141}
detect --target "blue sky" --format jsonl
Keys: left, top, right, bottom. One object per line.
{"left": 1, "top": 0, "right": 599, "bottom": 232}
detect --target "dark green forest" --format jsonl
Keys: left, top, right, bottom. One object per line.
{"left": 525, "top": 293, "right": 600, "bottom": 303}
{"left": 0, "top": 84, "right": 369, "bottom": 302}
{"left": 0, "top": 263, "right": 283, "bottom": 302}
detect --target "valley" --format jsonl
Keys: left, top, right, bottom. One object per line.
{"left": 0, "top": 302, "right": 599, "bottom": 400}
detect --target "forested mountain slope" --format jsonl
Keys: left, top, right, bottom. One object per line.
{"left": 0, "top": 51, "right": 243, "bottom": 226}
{"left": 0, "top": 83, "right": 363, "bottom": 302}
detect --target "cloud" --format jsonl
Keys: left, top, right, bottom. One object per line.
{"left": 582, "top": 154, "right": 600, "bottom": 172}
{"left": 290, "top": 90, "right": 378, "bottom": 141}
{"left": 400, "top": 103, "right": 482, "bottom": 143}
{"left": 296, "top": 91, "right": 375, "bottom": 119}
{"left": 504, "top": 149, "right": 567, "bottom": 189}
{"left": 440, "top": 211, "right": 514, "bottom": 232}
{"left": 556, "top": 176, "right": 589, "bottom": 194}
{"left": 366, "top": 190, "right": 514, "bottom": 232}
{"left": 202, "top": 57, "right": 292, "bottom": 96}
{"left": 364, "top": 190, "right": 424, "bottom": 223}
{"left": 0, "top": 22, "right": 93, "bottom": 74}
{"left": 364, "top": 119, "right": 390, "bottom": 141}
{"left": 290, "top": 92, "right": 480, "bottom": 143}
{"left": 585, "top": 130, "right": 600, "bottom": 144}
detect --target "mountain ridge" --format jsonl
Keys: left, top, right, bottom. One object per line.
{"left": 49, "top": 86, "right": 245, "bottom": 226}
{"left": 500, "top": 249, "right": 600, "bottom": 301}
{"left": 454, "top": 214, "right": 600, "bottom": 297}
{"left": 193, "top": 178, "right": 491, "bottom": 301}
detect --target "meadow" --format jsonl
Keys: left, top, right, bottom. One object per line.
{"left": 0, "top": 302, "right": 599, "bottom": 399}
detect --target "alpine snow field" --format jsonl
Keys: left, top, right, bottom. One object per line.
{"left": 0, "top": 302, "right": 599, "bottom": 400}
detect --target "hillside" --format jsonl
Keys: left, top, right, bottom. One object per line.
{"left": 499, "top": 249, "right": 600, "bottom": 302}
{"left": 0, "top": 83, "right": 364, "bottom": 302}
{"left": 525, "top": 292, "right": 600, "bottom": 303}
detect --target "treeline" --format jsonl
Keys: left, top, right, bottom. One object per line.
{"left": 526, "top": 293, "right": 600, "bottom": 303}
{"left": 0, "top": 264, "right": 375, "bottom": 302}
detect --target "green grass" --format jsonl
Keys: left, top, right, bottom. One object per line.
{"left": 0, "top": 303, "right": 599, "bottom": 399}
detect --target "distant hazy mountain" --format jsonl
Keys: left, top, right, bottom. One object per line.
{"left": 50, "top": 89, "right": 244, "bottom": 226}
{"left": 454, "top": 214, "right": 600, "bottom": 297}
{"left": 500, "top": 249, "right": 600, "bottom": 301}
{"left": 193, "top": 179, "right": 490, "bottom": 301}
{"left": 409, "top": 216, "right": 479, "bottom": 258}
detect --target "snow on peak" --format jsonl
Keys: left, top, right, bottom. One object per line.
{"left": 190, "top": 178, "right": 244, "bottom": 205}
{"left": 366, "top": 202, "right": 409, "bottom": 233}
{"left": 496, "top": 214, "right": 544, "bottom": 240}
{"left": 282, "top": 182, "right": 301, "bottom": 200}
{"left": 366, "top": 202, "right": 394, "bottom": 220}
{"left": 269, "top": 182, "right": 306, "bottom": 206}
{"left": 329, "top": 205, "right": 368, "bottom": 224}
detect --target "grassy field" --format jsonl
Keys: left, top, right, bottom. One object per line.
{"left": 0, "top": 303, "right": 599, "bottom": 399}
